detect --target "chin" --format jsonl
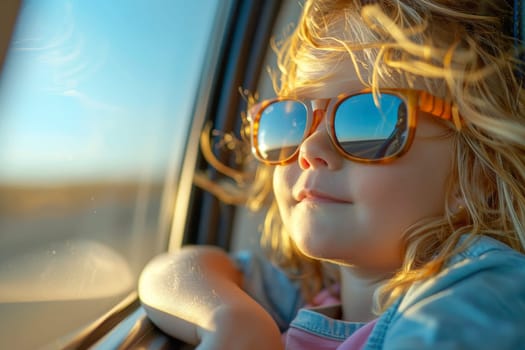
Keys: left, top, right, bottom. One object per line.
{"left": 292, "top": 231, "right": 342, "bottom": 261}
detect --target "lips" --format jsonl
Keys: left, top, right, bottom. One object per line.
{"left": 296, "top": 189, "right": 351, "bottom": 204}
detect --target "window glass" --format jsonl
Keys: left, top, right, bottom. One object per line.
{"left": 0, "top": 0, "right": 222, "bottom": 348}
{"left": 231, "top": 0, "right": 302, "bottom": 253}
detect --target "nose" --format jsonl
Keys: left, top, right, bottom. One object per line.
{"left": 298, "top": 109, "right": 343, "bottom": 170}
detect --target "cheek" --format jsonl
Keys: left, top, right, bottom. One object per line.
{"left": 273, "top": 165, "right": 297, "bottom": 220}
{"left": 351, "top": 137, "right": 454, "bottom": 225}
{"left": 404, "top": 135, "right": 455, "bottom": 214}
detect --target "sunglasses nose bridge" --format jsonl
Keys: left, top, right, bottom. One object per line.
{"left": 309, "top": 108, "right": 324, "bottom": 133}
{"left": 308, "top": 98, "right": 330, "bottom": 133}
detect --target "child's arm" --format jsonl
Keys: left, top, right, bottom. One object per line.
{"left": 138, "top": 246, "right": 284, "bottom": 350}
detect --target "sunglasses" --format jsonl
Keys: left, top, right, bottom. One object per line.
{"left": 247, "top": 88, "right": 455, "bottom": 165}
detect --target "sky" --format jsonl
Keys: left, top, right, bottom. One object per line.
{"left": 0, "top": 0, "right": 222, "bottom": 184}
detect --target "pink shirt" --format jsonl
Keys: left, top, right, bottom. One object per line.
{"left": 282, "top": 288, "right": 377, "bottom": 350}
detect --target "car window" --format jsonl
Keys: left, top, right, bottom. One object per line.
{"left": 230, "top": 0, "right": 302, "bottom": 254}
{"left": 0, "top": 1, "right": 225, "bottom": 348}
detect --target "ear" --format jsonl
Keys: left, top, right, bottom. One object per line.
{"left": 447, "top": 184, "right": 467, "bottom": 216}
{"left": 450, "top": 196, "right": 466, "bottom": 213}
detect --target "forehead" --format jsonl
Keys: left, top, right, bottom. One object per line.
{"left": 285, "top": 15, "right": 445, "bottom": 100}
{"left": 293, "top": 52, "right": 401, "bottom": 99}
{"left": 293, "top": 55, "right": 440, "bottom": 100}
{"left": 290, "top": 17, "right": 377, "bottom": 98}
{"left": 294, "top": 59, "right": 365, "bottom": 98}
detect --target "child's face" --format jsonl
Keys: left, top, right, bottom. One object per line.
{"left": 273, "top": 63, "right": 455, "bottom": 274}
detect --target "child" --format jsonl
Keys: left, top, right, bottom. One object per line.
{"left": 139, "top": 0, "right": 525, "bottom": 349}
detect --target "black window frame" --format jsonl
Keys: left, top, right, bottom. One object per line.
{"left": 181, "top": 0, "right": 282, "bottom": 250}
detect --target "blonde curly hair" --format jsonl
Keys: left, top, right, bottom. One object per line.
{"left": 241, "top": 0, "right": 525, "bottom": 310}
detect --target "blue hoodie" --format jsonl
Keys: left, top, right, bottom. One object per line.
{"left": 234, "top": 235, "right": 525, "bottom": 349}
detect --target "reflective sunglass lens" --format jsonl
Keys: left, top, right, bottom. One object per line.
{"left": 256, "top": 100, "right": 307, "bottom": 162}
{"left": 334, "top": 93, "right": 408, "bottom": 160}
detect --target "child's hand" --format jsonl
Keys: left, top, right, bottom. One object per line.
{"left": 139, "top": 246, "right": 284, "bottom": 350}
{"left": 196, "top": 302, "right": 284, "bottom": 350}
